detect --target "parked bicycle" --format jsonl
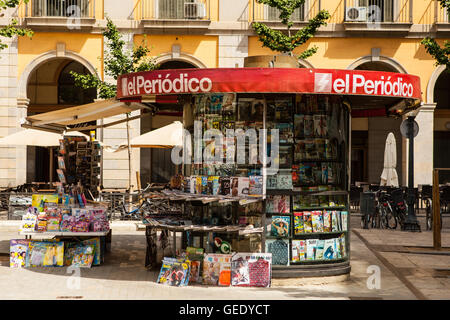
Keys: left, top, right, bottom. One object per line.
{"left": 425, "top": 197, "right": 443, "bottom": 231}
{"left": 376, "top": 189, "right": 398, "bottom": 229}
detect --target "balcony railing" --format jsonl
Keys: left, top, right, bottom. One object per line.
{"left": 140, "top": 0, "right": 210, "bottom": 20}
{"left": 252, "top": 0, "right": 320, "bottom": 22}
{"left": 435, "top": 0, "right": 450, "bottom": 23}
{"left": 25, "top": 0, "right": 95, "bottom": 18}
{"left": 344, "top": 0, "right": 412, "bottom": 23}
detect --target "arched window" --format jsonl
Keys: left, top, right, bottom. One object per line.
{"left": 58, "top": 61, "right": 97, "bottom": 105}
{"left": 434, "top": 68, "right": 450, "bottom": 110}
{"left": 158, "top": 60, "right": 197, "bottom": 70}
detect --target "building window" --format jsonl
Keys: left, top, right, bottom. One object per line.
{"left": 32, "top": 0, "right": 90, "bottom": 17}
{"left": 346, "top": 0, "right": 394, "bottom": 22}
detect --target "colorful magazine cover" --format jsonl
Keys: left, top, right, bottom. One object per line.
{"left": 201, "top": 176, "right": 208, "bottom": 195}
{"left": 202, "top": 254, "right": 231, "bottom": 286}
{"left": 294, "top": 212, "right": 304, "bottom": 235}
{"left": 231, "top": 177, "right": 239, "bottom": 197}
{"left": 303, "top": 211, "right": 313, "bottom": 233}
{"left": 291, "top": 240, "right": 306, "bottom": 262}
{"left": 10, "top": 239, "right": 30, "bottom": 268}
{"left": 195, "top": 176, "right": 203, "bottom": 194}
{"left": 70, "top": 244, "right": 95, "bottom": 268}
{"left": 208, "top": 176, "right": 220, "bottom": 195}
{"left": 265, "top": 239, "right": 289, "bottom": 266}
{"left": 20, "top": 212, "right": 37, "bottom": 233}
{"left": 266, "top": 175, "right": 277, "bottom": 190}
{"left": 28, "top": 241, "right": 64, "bottom": 267}
{"left": 231, "top": 253, "right": 272, "bottom": 288}
{"left": 331, "top": 211, "right": 339, "bottom": 232}
{"left": 311, "top": 211, "right": 324, "bottom": 233}
{"left": 189, "top": 176, "right": 197, "bottom": 194}
{"left": 81, "top": 238, "right": 101, "bottom": 266}
{"left": 157, "top": 258, "right": 189, "bottom": 286}
{"left": 237, "top": 177, "right": 250, "bottom": 196}
{"left": 315, "top": 239, "right": 325, "bottom": 260}
{"left": 276, "top": 172, "right": 292, "bottom": 190}
{"left": 277, "top": 196, "right": 290, "bottom": 214}
{"left": 323, "top": 211, "right": 332, "bottom": 232}
{"left": 271, "top": 215, "right": 290, "bottom": 237}
{"left": 340, "top": 211, "right": 348, "bottom": 231}
{"left": 219, "top": 177, "right": 231, "bottom": 195}
{"left": 306, "top": 239, "right": 318, "bottom": 261}
{"left": 338, "top": 234, "right": 346, "bottom": 258}
{"left": 323, "top": 239, "right": 337, "bottom": 260}
{"left": 249, "top": 176, "right": 263, "bottom": 195}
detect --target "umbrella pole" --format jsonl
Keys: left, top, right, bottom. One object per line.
{"left": 126, "top": 113, "right": 133, "bottom": 193}
{"left": 49, "top": 147, "right": 54, "bottom": 183}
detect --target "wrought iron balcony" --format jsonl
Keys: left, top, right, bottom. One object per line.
{"left": 252, "top": 0, "right": 320, "bottom": 23}
{"left": 343, "top": 0, "right": 412, "bottom": 32}
{"left": 140, "top": 0, "right": 210, "bottom": 20}
{"left": 435, "top": 0, "right": 450, "bottom": 23}
{"left": 25, "top": 0, "right": 95, "bottom": 18}
{"left": 344, "top": 0, "right": 412, "bottom": 23}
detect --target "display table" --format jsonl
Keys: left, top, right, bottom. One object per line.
{"left": 20, "top": 230, "right": 112, "bottom": 254}
{"left": 144, "top": 224, "right": 263, "bottom": 269}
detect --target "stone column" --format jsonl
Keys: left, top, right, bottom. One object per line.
{"left": 411, "top": 103, "right": 436, "bottom": 186}
{"left": 218, "top": 35, "right": 248, "bottom": 68}
{"left": 0, "top": 36, "right": 23, "bottom": 187}
{"left": 100, "top": 30, "right": 141, "bottom": 189}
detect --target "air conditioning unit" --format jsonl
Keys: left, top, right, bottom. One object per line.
{"left": 184, "top": 2, "right": 206, "bottom": 19}
{"left": 345, "top": 6, "right": 367, "bottom": 22}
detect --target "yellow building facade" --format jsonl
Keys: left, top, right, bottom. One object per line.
{"left": 0, "top": 0, "right": 448, "bottom": 188}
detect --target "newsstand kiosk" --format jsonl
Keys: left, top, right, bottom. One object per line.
{"left": 117, "top": 68, "right": 421, "bottom": 278}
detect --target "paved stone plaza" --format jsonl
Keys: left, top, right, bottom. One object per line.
{"left": 0, "top": 215, "right": 449, "bottom": 300}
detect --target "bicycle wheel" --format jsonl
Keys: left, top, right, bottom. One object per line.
{"left": 384, "top": 207, "right": 397, "bottom": 229}
{"left": 426, "top": 203, "right": 432, "bottom": 231}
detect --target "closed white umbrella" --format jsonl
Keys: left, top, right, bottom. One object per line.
{"left": 380, "top": 132, "right": 399, "bottom": 187}
{"left": 0, "top": 129, "right": 88, "bottom": 147}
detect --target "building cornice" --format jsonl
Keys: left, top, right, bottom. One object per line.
{"left": 7, "top": 18, "right": 450, "bottom": 39}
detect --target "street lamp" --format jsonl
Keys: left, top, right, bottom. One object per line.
{"left": 401, "top": 116, "right": 421, "bottom": 232}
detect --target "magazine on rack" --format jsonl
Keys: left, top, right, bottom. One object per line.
{"left": 291, "top": 240, "right": 306, "bottom": 262}
{"left": 265, "top": 239, "right": 289, "bottom": 266}
{"left": 202, "top": 254, "right": 232, "bottom": 286}
{"left": 271, "top": 215, "right": 290, "bottom": 238}
{"left": 306, "top": 239, "right": 318, "bottom": 260}
{"left": 10, "top": 239, "right": 30, "bottom": 268}
{"left": 294, "top": 212, "right": 304, "bottom": 235}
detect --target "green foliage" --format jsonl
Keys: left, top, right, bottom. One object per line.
{"left": 421, "top": 1, "right": 450, "bottom": 70}
{"left": 71, "top": 17, "right": 158, "bottom": 99}
{"left": 0, "top": 0, "right": 33, "bottom": 51}
{"left": 252, "top": 0, "right": 330, "bottom": 63}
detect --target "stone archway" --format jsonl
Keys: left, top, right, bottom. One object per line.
{"left": 347, "top": 58, "right": 406, "bottom": 185}
{"left": 18, "top": 50, "right": 98, "bottom": 102}
{"left": 154, "top": 52, "right": 208, "bottom": 69}
{"left": 19, "top": 52, "right": 98, "bottom": 184}
{"left": 426, "top": 65, "right": 447, "bottom": 105}
{"left": 347, "top": 55, "right": 408, "bottom": 74}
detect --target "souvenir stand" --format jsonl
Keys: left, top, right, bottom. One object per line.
{"left": 117, "top": 68, "right": 422, "bottom": 278}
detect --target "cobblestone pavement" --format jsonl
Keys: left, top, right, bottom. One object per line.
{"left": 0, "top": 214, "right": 448, "bottom": 300}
